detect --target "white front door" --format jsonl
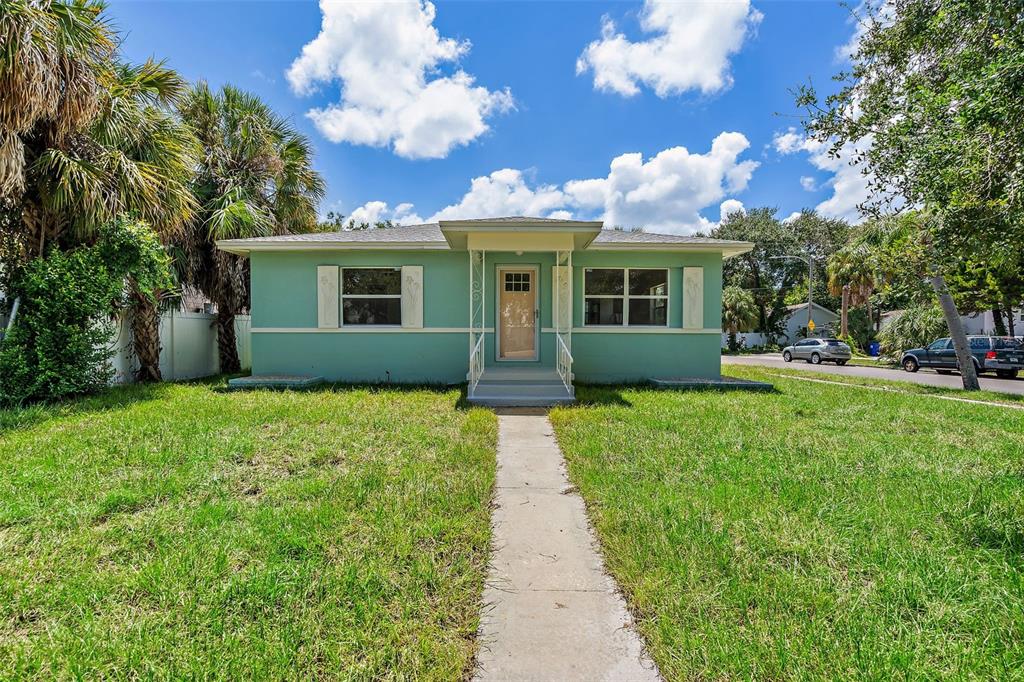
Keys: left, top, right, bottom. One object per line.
{"left": 497, "top": 267, "right": 538, "bottom": 361}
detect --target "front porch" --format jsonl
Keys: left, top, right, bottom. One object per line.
{"left": 442, "top": 220, "right": 600, "bottom": 407}
{"left": 464, "top": 248, "right": 576, "bottom": 406}
{"left": 467, "top": 365, "right": 575, "bottom": 407}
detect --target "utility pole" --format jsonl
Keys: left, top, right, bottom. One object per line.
{"left": 771, "top": 254, "right": 815, "bottom": 336}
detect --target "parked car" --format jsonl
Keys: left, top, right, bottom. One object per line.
{"left": 900, "top": 336, "right": 1023, "bottom": 379}
{"left": 782, "top": 338, "right": 852, "bottom": 365}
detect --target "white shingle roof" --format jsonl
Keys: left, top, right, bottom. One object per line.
{"left": 222, "top": 223, "right": 446, "bottom": 245}
{"left": 591, "top": 230, "right": 747, "bottom": 246}
{"left": 216, "top": 217, "right": 752, "bottom": 256}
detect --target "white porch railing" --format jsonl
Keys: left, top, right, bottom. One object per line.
{"left": 556, "top": 333, "right": 574, "bottom": 396}
{"left": 468, "top": 249, "right": 486, "bottom": 397}
{"left": 468, "top": 332, "right": 485, "bottom": 397}
{"left": 553, "top": 250, "right": 573, "bottom": 396}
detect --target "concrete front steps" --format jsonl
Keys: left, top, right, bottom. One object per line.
{"left": 468, "top": 367, "right": 574, "bottom": 407}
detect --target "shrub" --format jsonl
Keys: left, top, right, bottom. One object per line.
{"left": 877, "top": 305, "right": 947, "bottom": 359}
{"left": 0, "top": 218, "right": 170, "bottom": 405}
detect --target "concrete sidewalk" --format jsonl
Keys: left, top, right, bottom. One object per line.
{"left": 474, "top": 411, "right": 660, "bottom": 681}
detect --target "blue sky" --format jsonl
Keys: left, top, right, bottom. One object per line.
{"left": 109, "top": 0, "right": 866, "bottom": 234}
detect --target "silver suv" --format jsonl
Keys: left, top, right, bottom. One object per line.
{"left": 782, "top": 338, "right": 852, "bottom": 365}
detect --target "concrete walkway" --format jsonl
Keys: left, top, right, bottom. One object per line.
{"left": 474, "top": 411, "right": 660, "bottom": 681}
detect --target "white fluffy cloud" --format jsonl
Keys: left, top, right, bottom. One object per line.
{"left": 773, "top": 127, "right": 873, "bottom": 223}
{"left": 719, "top": 199, "right": 746, "bottom": 222}
{"left": 346, "top": 131, "right": 758, "bottom": 234}
{"left": 288, "top": 1, "right": 513, "bottom": 159}
{"left": 349, "top": 201, "right": 424, "bottom": 226}
{"left": 564, "top": 132, "right": 758, "bottom": 231}
{"left": 428, "top": 169, "right": 568, "bottom": 222}
{"left": 576, "top": 0, "right": 762, "bottom": 98}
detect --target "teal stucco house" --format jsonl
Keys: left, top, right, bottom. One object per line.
{"left": 217, "top": 217, "right": 752, "bottom": 405}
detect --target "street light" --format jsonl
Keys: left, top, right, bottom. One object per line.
{"left": 771, "top": 254, "right": 816, "bottom": 336}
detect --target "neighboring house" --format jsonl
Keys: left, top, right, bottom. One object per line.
{"left": 216, "top": 217, "right": 752, "bottom": 404}
{"left": 881, "top": 308, "right": 1024, "bottom": 336}
{"left": 961, "top": 308, "right": 1024, "bottom": 335}
{"left": 780, "top": 302, "right": 840, "bottom": 342}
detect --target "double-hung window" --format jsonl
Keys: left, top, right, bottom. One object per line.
{"left": 584, "top": 268, "right": 669, "bottom": 326}
{"left": 341, "top": 267, "right": 402, "bottom": 325}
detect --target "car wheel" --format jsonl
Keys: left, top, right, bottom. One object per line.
{"left": 836, "top": 360, "right": 848, "bottom": 366}
{"left": 810, "top": 353, "right": 821, "bottom": 365}
{"left": 783, "top": 350, "right": 792, "bottom": 362}
{"left": 996, "top": 369, "right": 1019, "bottom": 379}
{"left": 902, "top": 356, "right": 919, "bottom": 373}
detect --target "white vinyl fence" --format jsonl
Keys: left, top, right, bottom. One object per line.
{"left": 109, "top": 311, "right": 251, "bottom": 384}
{"left": 721, "top": 331, "right": 769, "bottom": 349}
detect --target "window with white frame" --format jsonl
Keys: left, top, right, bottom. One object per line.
{"left": 341, "top": 267, "right": 402, "bottom": 325}
{"left": 584, "top": 268, "right": 669, "bottom": 326}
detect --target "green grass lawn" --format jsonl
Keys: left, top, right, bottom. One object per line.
{"left": 0, "top": 380, "right": 496, "bottom": 680}
{"left": 550, "top": 365, "right": 1024, "bottom": 680}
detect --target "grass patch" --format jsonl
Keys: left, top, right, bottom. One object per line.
{"left": 550, "top": 365, "right": 1024, "bottom": 679}
{"left": 0, "top": 379, "right": 496, "bottom": 679}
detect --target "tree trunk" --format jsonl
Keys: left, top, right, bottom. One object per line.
{"left": 728, "top": 329, "right": 738, "bottom": 352}
{"left": 840, "top": 283, "right": 850, "bottom": 337}
{"left": 930, "top": 273, "right": 980, "bottom": 391}
{"left": 217, "top": 308, "right": 241, "bottom": 374}
{"left": 130, "top": 288, "right": 162, "bottom": 383}
{"left": 1006, "top": 299, "right": 1017, "bottom": 338}
{"left": 992, "top": 303, "right": 1007, "bottom": 336}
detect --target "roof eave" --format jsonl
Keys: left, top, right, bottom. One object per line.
{"left": 214, "top": 240, "right": 449, "bottom": 256}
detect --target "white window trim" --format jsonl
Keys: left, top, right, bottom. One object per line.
{"left": 582, "top": 267, "right": 670, "bottom": 328}
{"left": 341, "top": 266, "right": 403, "bottom": 327}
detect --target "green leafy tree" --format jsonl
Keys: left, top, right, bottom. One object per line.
{"left": 0, "top": 217, "right": 171, "bottom": 404}
{"left": 721, "top": 286, "right": 758, "bottom": 352}
{"left": 796, "top": 0, "right": 1024, "bottom": 389}
{"left": 712, "top": 208, "right": 802, "bottom": 337}
{"left": 317, "top": 211, "right": 396, "bottom": 231}
{"left": 176, "top": 83, "right": 325, "bottom": 373}
{"left": 712, "top": 208, "right": 851, "bottom": 339}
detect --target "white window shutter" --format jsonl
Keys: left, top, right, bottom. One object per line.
{"left": 683, "top": 266, "right": 704, "bottom": 329}
{"left": 401, "top": 265, "right": 424, "bottom": 328}
{"left": 317, "top": 265, "right": 339, "bottom": 328}
{"left": 551, "top": 265, "right": 572, "bottom": 330}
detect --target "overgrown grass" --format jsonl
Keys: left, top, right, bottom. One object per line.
{"left": 0, "top": 380, "right": 496, "bottom": 680}
{"left": 550, "top": 366, "right": 1024, "bottom": 680}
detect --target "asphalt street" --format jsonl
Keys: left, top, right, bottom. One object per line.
{"left": 722, "top": 353, "right": 1024, "bottom": 396}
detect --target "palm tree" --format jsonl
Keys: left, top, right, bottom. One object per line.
{"left": 827, "top": 243, "right": 876, "bottom": 336}
{"left": 176, "top": 83, "right": 325, "bottom": 373}
{"left": 1, "top": 0, "right": 115, "bottom": 243}
{"left": 2, "top": 2, "right": 197, "bottom": 382}
{"left": 722, "top": 285, "right": 758, "bottom": 352}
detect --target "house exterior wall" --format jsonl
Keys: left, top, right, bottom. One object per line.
{"left": 249, "top": 248, "right": 724, "bottom": 383}
{"left": 781, "top": 304, "right": 839, "bottom": 341}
